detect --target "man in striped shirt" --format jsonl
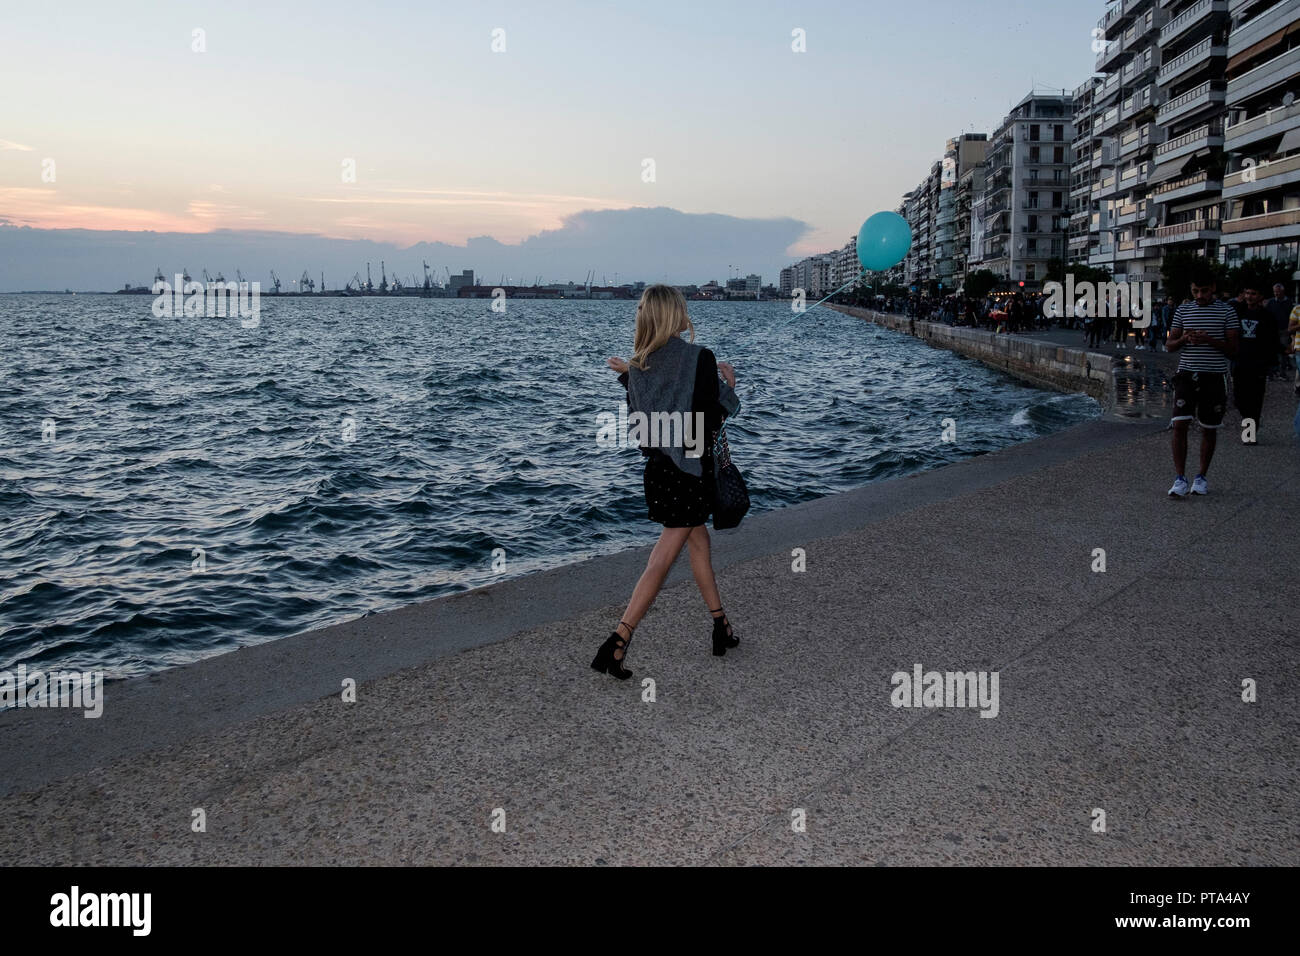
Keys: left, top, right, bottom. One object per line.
{"left": 1166, "top": 274, "right": 1240, "bottom": 498}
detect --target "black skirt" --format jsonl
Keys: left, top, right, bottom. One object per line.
{"left": 643, "top": 450, "right": 714, "bottom": 528}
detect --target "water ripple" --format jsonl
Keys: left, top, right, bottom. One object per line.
{"left": 0, "top": 294, "right": 1098, "bottom": 676}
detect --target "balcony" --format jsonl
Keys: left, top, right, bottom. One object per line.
{"left": 1097, "top": 72, "right": 1123, "bottom": 106}
{"left": 1226, "top": 100, "right": 1300, "bottom": 149}
{"left": 1120, "top": 160, "right": 1149, "bottom": 189}
{"left": 1121, "top": 84, "right": 1160, "bottom": 121}
{"left": 1159, "top": 0, "right": 1226, "bottom": 47}
{"left": 1224, "top": 151, "right": 1300, "bottom": 196}
{"left": 1120, "top": 122, "right": 1163, "bottom": 157}
{"left": 1091, "top": 141, "right": 1119, "bottom": 166}
{"left": 1154, "top": 121, "right": 1224, "bottom": 162}
{"left": 1115, "top": 200, "right": 1146, "bottom": 225}
{"left": 1220, "top": 207, "right": 1300, "bottom": 236}
{"left": 1156, "top": 79, "right": 1226, "bottom": 126}
{"left": 1121, "top": 48, "right": 1159, "bottom": 85}
{"left": 1097, "top": 105, "right": 1123, "bottom": 135}
{"left": 1152, "top": 169, "right": 1222, "bottom": 203}
{"left": 1143, "top": 220, "right": 1222, "bottom": 246}
{"left": 1115, "top": 239, "right": 1142, "bottom": 261}
{"left": 1228, "top": 0, "right": 1300, "bottom": 58}
{"left": 1157, "top": 35, "right": 1226, "bottom": 87}
{"left": 1097, "top": 30, "right": 1126, "bottom": 71}
{"left": 1227, "top": 45, "right": 1300, "bottom": 106}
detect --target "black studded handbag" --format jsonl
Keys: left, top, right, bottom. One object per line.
{"left": 711, "top": 419, "right": 750, "bottom": 530}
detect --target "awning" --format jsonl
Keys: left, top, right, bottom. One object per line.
{"left": 1279, "top": 127, "right": 1300, "bottom": 153}
{"left": 1227, "top": 22, "right": 1300, "bottom": 76}
{"left": 1147, "top": 157, "right": 1190, "bottom": 185}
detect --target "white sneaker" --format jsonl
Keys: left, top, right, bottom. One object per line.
{"left": 1191, "top": 475, "right": 1209, "bottom": 495}
{"left": 1168, "top": 476, "right": 1189, "bottom": 498}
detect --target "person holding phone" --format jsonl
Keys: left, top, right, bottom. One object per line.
{"left": 1166, "top": 273, "right": 1240, "bottom": 498}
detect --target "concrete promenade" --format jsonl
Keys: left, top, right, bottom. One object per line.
{"left": 1, "top": 325, "right": 1296, "bottom": 865}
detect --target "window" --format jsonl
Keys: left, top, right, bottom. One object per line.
{"left": 1054, "top": 192, "right": 1064, "bottom": 209}
{"left": 1030, "top": 146, "right": 1041, "bottom": 163}
{"left": 1054, "top": 146, "right": 1065, "bottom": 163}
{"left": 1026, "top": 264, "right": 1036, "bottom": 280}
{"left": 1054, "top": 125, "right": 1064, "bottom": 142}
{"left": 1028, "top": 215, "right": 1039, "bottom": 232}
{"left": 1029, "top": 192, "right": 1040, "bottom": 209}
{"left": 1030, "top": 124, "right": 1041, "bottom": 141}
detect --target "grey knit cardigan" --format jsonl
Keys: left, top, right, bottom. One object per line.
{"left": 625, "top": 334, "right": 740, "bottom": 478}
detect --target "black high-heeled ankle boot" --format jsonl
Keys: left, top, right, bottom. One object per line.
{"left": 591, "top": 621, "right": 635, "bottom": 679}
{"left": 709, "top": 607, "right": 739, "bottom": 656}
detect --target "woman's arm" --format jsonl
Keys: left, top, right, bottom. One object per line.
{"left": 694, "top": 349, "right": 726, "bottom": 442}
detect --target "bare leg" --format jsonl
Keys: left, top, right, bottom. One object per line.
{"left": 1199, "top": 427, "right": 1217, "bottom": 476}
{"left": 1171, "top": 421, "right": 1189, "bottom": 475}
{"left": 685, "top": 525, "right": 721, "bottom": 613}
{"left": 613, "top": 526, "right": 692, "bottom": 659}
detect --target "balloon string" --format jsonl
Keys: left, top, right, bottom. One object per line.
{"left": 802, "top": 270, "right": 867, "bottom": 314}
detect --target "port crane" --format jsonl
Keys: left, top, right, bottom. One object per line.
{"left": 300, "top": 270, "right": 315, "bottom": 294}
{"left": 269, "top": 270, "right": 282, "bottom": 294}
{"left": 422, "top": 261, "right": 433, "bottom": 296}
{"left": 365, "top": 263, "right": 373, "bottom": 293}
{"left": 380, "top": 260, "right": 389, "bottom": 294}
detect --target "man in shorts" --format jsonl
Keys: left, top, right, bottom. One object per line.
{"left": 1166, "top": 273, "right": 1240, "bottom": 498}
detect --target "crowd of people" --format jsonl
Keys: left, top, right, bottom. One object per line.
{"left": 869, "top": 282, "right": 1298, "bottom": 379}
{"left": 877, "top": 292, "right": 1055, "bottom": 333}
{"left": 870, "top": 279, "right": 1300, "bottom": 452}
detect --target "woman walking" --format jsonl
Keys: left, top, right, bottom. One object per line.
{"left": 591, "top": 285, "right": 741, "bottom": 680}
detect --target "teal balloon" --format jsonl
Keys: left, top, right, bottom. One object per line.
{"left": 856, "top": 212, "right": 912, "bottom": 272}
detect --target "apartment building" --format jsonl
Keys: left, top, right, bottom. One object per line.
{"left": 956, "top": 157, "right": 988, "bottom": 283}
{"left": 1220, "top": 0, "right": 1300, "bottom": 272}
{"left": 1070, "top": 77, "right": 1103, "bottom": 266}
{"left": 1086, "top": 0, "right": 1168, "bottom": 282}
{"left": 832, "top": 235, "right": 859, "bottom": 289}
{"left": 1083, "top": 0, "right": 1298, "bottom": 286}
{"left": 786, "top": 254, "right": 834, "bottom": 297}
{"left": 1147, "top": 0, "right": 1231, "bottom": 265}
{"left": 934, "top": 134, "right": 990, "bottom": 290}
{"left": 902, "top": 161, "right": 941, "bottom": 288}
{"left": 973, "top": 91, "right": 1075, "bottom": 287}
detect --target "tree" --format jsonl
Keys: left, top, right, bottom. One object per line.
{"left": 964, "top": 269, "right": 999, "bottom": 300}
{"left": 1046, "top": 259, "right": 1113, "bottom": 286}
{"left": 1161, "top": 250, "right": 1226, "bottom": 299}
{"left": 1224, "top": 256, "right": 1291, "bottom": 295}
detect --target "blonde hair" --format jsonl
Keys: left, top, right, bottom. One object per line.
{"left": 630, "top": 284, "right": 694, "bottom": 370}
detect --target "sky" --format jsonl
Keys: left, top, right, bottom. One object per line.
{"left": 0, "top": 0, "right": 1101, "bottom": 289}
